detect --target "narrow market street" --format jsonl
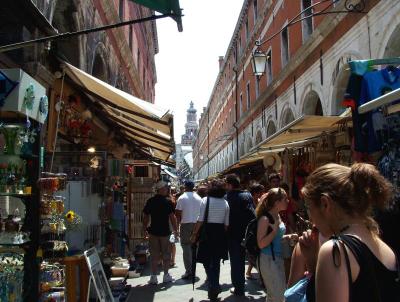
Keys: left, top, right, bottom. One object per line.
{"left": 127, "top": 246, "right": 265, "bottom": 301}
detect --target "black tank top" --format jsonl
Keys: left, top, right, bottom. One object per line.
{"left": 340, "top": 234, "right": 400, "bottom": 302}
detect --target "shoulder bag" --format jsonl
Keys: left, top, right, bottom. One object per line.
{"left": 198, "top": 196, "right": 210, "bottom": 243}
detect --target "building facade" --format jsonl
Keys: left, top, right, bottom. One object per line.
{"left": 193, "top": 0, "right": 400, "bottom": 180}
{"left": 0, "top": 0, "right": 158, "bottom": 102}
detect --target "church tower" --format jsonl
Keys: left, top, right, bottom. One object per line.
{"left": 181, "top": 101, "right": 198, "bottom": 145}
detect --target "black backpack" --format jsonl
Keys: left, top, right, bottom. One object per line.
{"left": 243, "top": 212, "right": 275, "bottom": 260}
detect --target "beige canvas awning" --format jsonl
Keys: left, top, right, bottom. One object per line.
{"left": 61, "top": 61, "right": 173, "bottom": 136}
{"left": 101, "top": 104, "right": 171, "bottom": 144}
{"left": 251, "top": 115, "right": 345, "bottom": 152}
{"left": 123, "top": 131, "right": 173, "bottom": 154}
{"left": 60, "top": 61, "right": 175, "bottom": 164}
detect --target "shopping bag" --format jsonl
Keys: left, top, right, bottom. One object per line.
{"left": 284, "top": 276, "right": 310, "bottom": 302}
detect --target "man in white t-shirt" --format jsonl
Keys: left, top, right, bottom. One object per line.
{"left": 175, "top": 180, "right": 202, "bottom": 279}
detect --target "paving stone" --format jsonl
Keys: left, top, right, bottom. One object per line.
{"left": 127, "top": 245, "right": 265, "bottom": 301}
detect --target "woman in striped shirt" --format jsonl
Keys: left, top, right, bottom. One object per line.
{"left": 191, "top": 179, "right": 230, "bottom": 301}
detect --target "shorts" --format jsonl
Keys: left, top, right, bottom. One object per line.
{"left": 149, "top": 235, "right": 171, "bottom": 260}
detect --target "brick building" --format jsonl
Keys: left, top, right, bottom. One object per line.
{"left": 0, "top": 0, "right": 158, "bottom": 102}
{"left": 193, "top": 0, "right": 400, "bottom": 180}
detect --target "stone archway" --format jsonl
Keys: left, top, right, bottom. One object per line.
{"left": 330, "top": 53, "right": 363, "bottom": 116}
{"left": 92, "top": 50, "right": 108, "bottom": 82}
{"left": 255, "top": 130, "right": 263, "bottom": 145}
{"left": 383, "top": 24, "right": 400, "bottom": 58}
{"left": 266, "top": 120, "right": 277, "bottom": 138}
{"left": 281, "top": 108, "right": 295, "bottom": 128}
{"left": 331, "top": 67, "right": 350, "bottom": 115}
{"left": 303, "top": 90, "right": 323, "bottom": 115}
{"left": 52, "top": 1, "right": 82, "bottom": 67}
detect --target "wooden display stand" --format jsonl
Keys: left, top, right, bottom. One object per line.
{"left": 61, "top": 255, "right": 90, "bottom": 302}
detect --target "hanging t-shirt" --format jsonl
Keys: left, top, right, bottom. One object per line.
{"left": 358, "top": 67, "right": 400, "bottom": 153}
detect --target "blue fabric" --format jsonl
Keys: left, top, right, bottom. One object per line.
{"left": 358, "top": 67, "right": 400, "bottom": 153}
{"left": 204, "top": 256, "right": 221, "bottom": 291}
{"left": 284, "top": 276, "right": 310, "bottom": 302}
{"left": 261, "top": 222, "right": 286, "bottom": 257}
{"left": 228, "top": 239, "right": 246, "bottom": 294}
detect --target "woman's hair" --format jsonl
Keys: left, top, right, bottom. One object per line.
{"left": 207, "top": 179, "right": 226, "bottom": 198}
{"left": 196, "top": 185, "right": 208, "bottom": 198}
{"left": 255, "top": 187, "right": 287, "bottom": 218}
{"left": 301, "top": 163, "right": 393, "bottom": 234}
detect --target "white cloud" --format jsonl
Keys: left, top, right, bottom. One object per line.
{"left": 154, "top": 0, "right": 243, "bottom": 143}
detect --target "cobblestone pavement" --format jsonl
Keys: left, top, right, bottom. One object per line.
{"left": 127, "top": 245, "right": 265, "bottom": 302}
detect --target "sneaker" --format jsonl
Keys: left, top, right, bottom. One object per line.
{"left": 181, "top": 272, "right": 191, "bottom": 280}
{"left": 148, "top": 275, "right": 158, "bottom": 285}
{"left": 163, "top": 273, "right": 173, "bottom": 283}
{"left": 230, "top": 287, "right": 245, "bottom": 296}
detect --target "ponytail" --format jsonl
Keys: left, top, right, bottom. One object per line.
{"left": 302, "top": 163, "right": 393, "bottom": 235}
{"left": 350, "top": 163, "right": 392, "bottom": 211}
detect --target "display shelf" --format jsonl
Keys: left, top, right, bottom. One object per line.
{"left": 0, "top": 193, "right": 33, "bottom": 197}
{"left": 0, "top": 239, "right": 31, "bottom": 246}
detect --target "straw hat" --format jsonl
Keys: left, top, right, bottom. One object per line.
{"left": 263, "top": 152, "right": 282, "bottom": 171}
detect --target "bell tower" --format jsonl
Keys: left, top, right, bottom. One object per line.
{"left": 181, "top": 101, "right": 198, "bottom": 145}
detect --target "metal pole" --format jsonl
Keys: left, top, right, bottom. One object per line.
{"left": 207, "top": 108, "right": 210, "bottom": 177}
{"left": 0, "top": 13, "right": 174, "bottom": 53}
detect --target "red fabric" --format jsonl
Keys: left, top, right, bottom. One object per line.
{"left": 280, "top": 197, "right": 295, "bottom": 226}
{"left": 342, "top": 98, "right": 356, "bottom": 110}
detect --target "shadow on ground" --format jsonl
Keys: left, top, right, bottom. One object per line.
{"left": 126, "top": 246, "right": 265, "bottom": 302}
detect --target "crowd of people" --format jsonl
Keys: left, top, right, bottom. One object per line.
{"left": 142, "top": 163, "right": 400, "bottom": 302}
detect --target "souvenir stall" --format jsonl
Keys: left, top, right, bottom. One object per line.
{"left": 44, "top": 62, "right": 175, "bottom": 300}
{"left": 343, "top": 58, "right": 400, "bottom": 255}
{"left": 234, "top": 115, "right": 352, "bottom": 234}
{"left": 0, "top": 69, "right": 47, "bottom": 301}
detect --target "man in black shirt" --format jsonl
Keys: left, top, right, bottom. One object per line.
{"left": 143, "top": 181, "right": 178, "bottom": 285}
{"left": 225, "top": 174, "right": 255, "bottom": 296}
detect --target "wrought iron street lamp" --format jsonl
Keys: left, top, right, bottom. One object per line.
{"left": 250, "top": 0, "right": 366, "bottom": 77}
{"left": 251, "top": 47, "right": 269, "bottom": 77}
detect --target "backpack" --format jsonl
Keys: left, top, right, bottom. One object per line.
{"left": 243, "top": 212, "right": 275, "bottom": 260}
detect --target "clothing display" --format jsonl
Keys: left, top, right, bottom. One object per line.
{"left": 345, "top": 59, "right": 400, "bottom": 256}
{"left": 346, "top": 66, "right": 400, "bottom": 153}
{"left": 375, "top": 112, "right": 400, "bottom": 255}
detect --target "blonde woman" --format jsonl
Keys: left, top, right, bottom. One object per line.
{"left": 256, "top": 188, "right": 298, "bottom": 302}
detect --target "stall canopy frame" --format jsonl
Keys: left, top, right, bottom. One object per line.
{"left": 248, "top": 115, "right": 345, "bottom": 154}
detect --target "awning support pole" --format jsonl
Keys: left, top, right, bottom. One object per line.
{"left": 0, "top": 13, "right": 175, "bottom": 53}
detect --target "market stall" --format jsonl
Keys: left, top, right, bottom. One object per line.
{"left": 0, "top": 68, "right": 47, "bottom": 301}
{"left": 343, "top": 58, "right": 400, "bottom": 255}
{"left": 41, "top": 61, "right": 175, "bottom": 300}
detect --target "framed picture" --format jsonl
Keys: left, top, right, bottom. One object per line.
{"left": 84, "top": 247, "right": 114, "bottom": 302}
